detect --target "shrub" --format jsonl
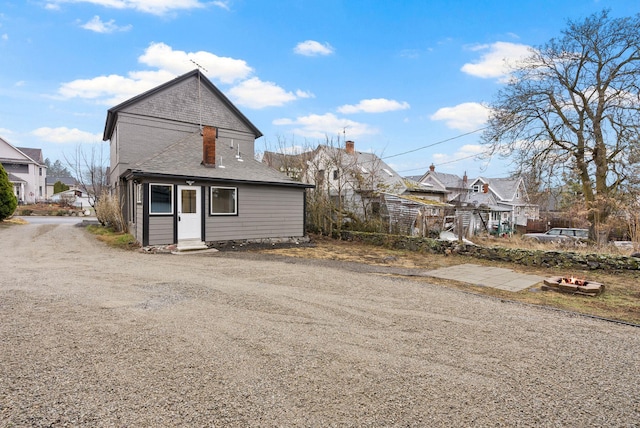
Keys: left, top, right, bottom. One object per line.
{"left": 95, "top": 191, "right": 126, "bottom": 233}
{"left": 0, "top": 164, "right": 18, "bottom": 221}
{"left": 53, "top": 180, "right": 70, "bottom": 194}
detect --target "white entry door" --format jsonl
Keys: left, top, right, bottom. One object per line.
{"left": 177, "top": 185, "right": 201, "bottom": 240}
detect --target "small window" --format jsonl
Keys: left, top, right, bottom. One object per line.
{"left": 150, "top": 184, "right": 173, "bottom": 214}
{"left": 39, "top": 167, "right": 42, "bottom": 176}
{"left": 472, "top": 185, "right": 480, "bottom": 193}
{"left": 136, "top": 184, "right": 142, "bottom": 204}
{"left": 39, "top": 186, "right": 43, "bottom": 197}
{"left": 333, "top": 169, "right": 339, "bottom": 180}
{"left": 210, "top": 186, "right": 237, "bottom": 215}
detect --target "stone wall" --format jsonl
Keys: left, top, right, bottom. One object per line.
{"left": 341, "top": 231, "right": 640, "bottom": 271}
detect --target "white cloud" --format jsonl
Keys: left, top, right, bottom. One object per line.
{"left": 461, "top": 41, "right": 532, "bottom": 82}
{"left": 57, "top": 42, "right": 254, "bottom": 105}
{"left": 31, "top": 127, "right": 102, "bottom": 144}
{"left": 139, "top": 42, "right": 252, "bottom": 84}
{"left": 228, "top": 77, "right": 300, "bottom": 109}
{"left": 296, "top": 89, "right": 314, "bottom": 99}
{"left": 44, "top": 0, "right": 207, "bottom": 15}
{"left": 81, "top": 15, "right": 131, "bottom": 33}
{"left": 337, "top": 98, "right": 410, "bottom": 114}
{"left": 1, "top": 33, "right": 7, "bottom": 41}
{"left": 430, "top": 102, "right": 490, "bottom": 131}
{"left": 272, "top": 113, "right": 377, "bottom": 139}
{"left": 293, "top": 40, "right": 334, "bottom": 56}
{"left": 212, "top": 1, "right": 230, "bottom": 10}
{"left": 57, "top": 71, "right": 174, "bottom": 105}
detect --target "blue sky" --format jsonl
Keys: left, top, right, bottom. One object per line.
{"left": 1, "top": 0, "right": 637, "bottom": 179}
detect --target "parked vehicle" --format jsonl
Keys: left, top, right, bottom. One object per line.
{"left": 522, "top": 228, "right": 589, "bottom": 243}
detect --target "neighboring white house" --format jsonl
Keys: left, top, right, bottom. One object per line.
{"left": 0, "top": 136, "right": 47, "bottom": 204}
{"left": 264, "top": 141, "right": 450, "bottom": 234}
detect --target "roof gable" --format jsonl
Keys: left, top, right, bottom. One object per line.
{"left": 473, "top": 176, "right": 523, "bottom": 201}
{"left": 0, "top": 137, "right": 44, "bottom": 165}
{"left": 314, "top": 145, "right": 407, "bottom": 193}
{"left": 420, "top": 171, "right": 468, "bottom": 189}
{"left": 103, "top": 69, "right": 262, "bottom": 141}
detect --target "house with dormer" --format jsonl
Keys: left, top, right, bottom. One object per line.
{"left": 0, "top": 137, "right": 47, "bottom": 204}
{"left": 103, "top": 69, "right": 312, "bottom": 249}
{"left": 417, "top": 165, "right": 538, "bottom": 236}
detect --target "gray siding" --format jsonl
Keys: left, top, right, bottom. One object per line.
{"left": 123, "top": 77, "right": 252, "bottom": 135}
{"left": 111, "top": 114, "right": 199, "bottom": 180}
{"left": 205, "top": 184, "right": 305, "bottom": 241}
{"left": 148, "top": 216, "right": 174, "bottom": 246}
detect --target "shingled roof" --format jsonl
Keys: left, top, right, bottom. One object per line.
{"left": 125, "top": 131, "right": 311, "bottom": 188}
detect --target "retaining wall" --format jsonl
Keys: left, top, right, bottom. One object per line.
{"left": 341, "top": 231, "right": 640, "bottom": 271}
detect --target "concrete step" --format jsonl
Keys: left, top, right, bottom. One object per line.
{"left": 175, "top": 239, "right": 208, "bottom": 252}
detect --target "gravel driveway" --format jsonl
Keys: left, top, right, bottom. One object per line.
{"left": 1, "top": 223, "right": 638, "bottom": 427}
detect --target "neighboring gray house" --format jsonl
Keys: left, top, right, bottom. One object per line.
{"left": 417, "top": 165, "right": 539, "bottom": 236}
{"left": 103, "top": 69, "right": 312, "bottom": 248}
{"left": 0, "top": 137, "right": 47, "bottom": 204}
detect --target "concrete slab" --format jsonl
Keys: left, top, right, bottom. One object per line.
{"left": 424, "top": 264, "right": 545, "bottom": 292}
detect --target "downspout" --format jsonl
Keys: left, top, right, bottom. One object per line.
{"left": 303, "top": 188, "right": 308, "bottom": 237}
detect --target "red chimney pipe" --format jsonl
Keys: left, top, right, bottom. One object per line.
{"left": 202, "top": 126, "right": 217, "bottom": 167}
{"left": 345, "top": 140, "right": 355, "bottom": 154}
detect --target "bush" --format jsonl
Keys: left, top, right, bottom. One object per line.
{"left": 0, "top": 164, "right": 18, "bottom": 221}
{"left": 95, "top": 191, "right": 126, "bottom": 232}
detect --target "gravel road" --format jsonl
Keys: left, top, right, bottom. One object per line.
{"left": 1, "top": 223, "right": 639, "bottom": 427}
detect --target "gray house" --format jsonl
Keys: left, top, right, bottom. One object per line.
{"left": 103, "top": 69, "right": 312, "bottom": 248}
{"left": 418, "top": 165, "right": 539, "bottom": 236}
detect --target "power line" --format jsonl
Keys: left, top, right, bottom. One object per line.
{"left": 382, "top": 127, "right": 487, "bottom": 160}
{"left": 396, "top": 153, "right": 482, "bottom": 174}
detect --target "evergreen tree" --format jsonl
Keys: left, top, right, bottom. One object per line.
{"left": 53, "top": 180, "right": 70, "bottom": 194}
{"left": 0, "top": 164, "right": 18, "bottom": 221}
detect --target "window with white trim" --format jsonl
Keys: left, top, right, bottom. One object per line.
{"left": 149, "top": 184, "right": 173, "bottom": 214}
{"left": 210, "top": 186, "right": 237, "bottom": 215}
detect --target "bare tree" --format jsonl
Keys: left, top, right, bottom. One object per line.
{"left": 64, "top": 142, "right": 109, "bottom": 208}
{"left": 483, "top": 10, "right": 640, "bottom": 231}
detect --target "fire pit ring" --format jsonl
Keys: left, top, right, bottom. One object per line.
{"left": 542, "top": 276, "right": 605, "bottom": 296}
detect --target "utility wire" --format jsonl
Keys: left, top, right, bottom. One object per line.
{"left": 382, "top": 126, "right": 487, "bottom": 160}
{"left": 396, "top": 153, "right": 481, "bottom": 174}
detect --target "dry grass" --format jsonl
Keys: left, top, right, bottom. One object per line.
{"left": 260, "top": 235, "right": 640, "bottom": 325}
{"left": 86, "top": 224, "right": 140, "bottom": 251}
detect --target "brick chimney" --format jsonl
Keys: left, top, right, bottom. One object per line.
{"left": 345, "top": 140, "right": 355, "bottom": 154}
{"left": 202, "top": 126, "right": 217, "bottom": 167}
{"left": 463, "top": 171, "right": 468, "bottom": 186}
{"left": 429, "top": 164, "right": 435, "bottom": 172}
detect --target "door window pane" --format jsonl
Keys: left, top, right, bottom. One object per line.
{"left": 181, "top": 189, "right": 197, "bottom": 213}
